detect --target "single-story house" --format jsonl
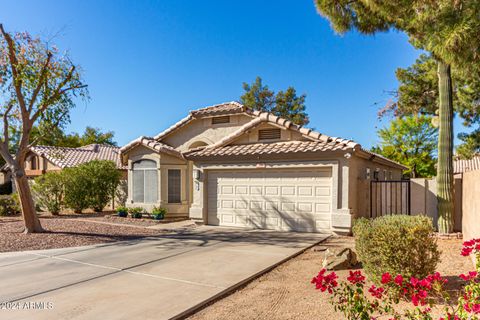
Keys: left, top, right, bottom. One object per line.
{"left": 120, "top": 101, "right": 406, "bottom": 234}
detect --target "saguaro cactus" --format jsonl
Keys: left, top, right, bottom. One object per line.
{"left": 436, "top": 60, "right": 454, "bottom": 234}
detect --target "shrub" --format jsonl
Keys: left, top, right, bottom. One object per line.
{"left": 128, "top": 207, "right": 143, "bottom": 219}
{"left": 0, "top": 195, "right": 20, "bottom": 216}
{"left": 116, "top": 206, "right": 128, "bottom": 217}
{"left": 63, "top": 166, "right": 91, "bottom": 213}
{"left": 151, "top": 206, "right": 166, "bottom": 220}
{"left": 353, "top": 215, "right": 440, "bottom": 283}
{"left": 32, "top": 171, "right": 65, "bottom": 215}
{"left": 81, "top": 160, "right": 121, "bottom": 212}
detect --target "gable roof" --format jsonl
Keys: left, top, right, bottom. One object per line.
{"left": 30, "top": 144, "right": 126, "bottom": 169}
{"left": 121, "top": 101, "right": 406, "bottom": 170}
{"left": 454, "top": 154, "right": 480, "bottom": 174}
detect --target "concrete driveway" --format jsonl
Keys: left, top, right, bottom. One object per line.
{"left": 0, "top": 226, "right": 328, "bottom": 320}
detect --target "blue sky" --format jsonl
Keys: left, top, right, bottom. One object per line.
{"left": 1, "top": 0, "right": 466, "bottom": 147}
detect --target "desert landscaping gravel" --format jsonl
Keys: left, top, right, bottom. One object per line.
{"left": 188, "top": 236, "right": 474, "bottom": 320}
{"left": 0, "top": 216, "right": 165, "bottom": 252}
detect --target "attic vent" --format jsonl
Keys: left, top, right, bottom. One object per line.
{"left": 258, "top": 128, "right": 281, "bottom": 140}
{"left": 212, "top": 116, "right": 230, "bottom": 124}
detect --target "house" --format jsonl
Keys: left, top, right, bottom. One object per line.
{"left": 0, "top": 144, "right": 127, "bottom": 194}
{"left": 120, "top": 102, "right": 406, "bottom": 234}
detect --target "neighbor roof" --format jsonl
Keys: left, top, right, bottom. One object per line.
{"left": 454, "top": 154, "right": 480, "bottom": 174}
{"left": 30, "top": 144, "right": 126, "bottom": 169}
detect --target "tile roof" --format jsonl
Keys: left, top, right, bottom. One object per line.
{"left": 190, "top": 101, "right": 245, "bottom": 117}
{"left": 30, "top": 144, "right": 126, "bottom": 169}
{"left": 454, "top": 154, "right": 480, "bottom": 174}
{"left": 185, "top": 140, "right": 355, "bottom": 159}
{"left": 119, "top": 136, "right": 183, "bottom": 159}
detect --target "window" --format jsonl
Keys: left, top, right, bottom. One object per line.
{"left": 168, "top": 169, "right": 181, "bottom": 203}
{"left": 212, "top": 116, "right": 230, "bottom": 124}
{"left": 132, "top": 160, "right": 158, "bottom": 203}
{"left": 30, "top": 156, "right": 37, "bottom": 170}
{"left": 258, "top": 128, "right": 281, "bottom": 140}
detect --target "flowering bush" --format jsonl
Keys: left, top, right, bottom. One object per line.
{"left": 312, "top": 238, "right": 480, "bottom": 320}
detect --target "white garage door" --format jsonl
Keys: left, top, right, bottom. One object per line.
{"left": 207, "top": 169, "right": 332, "bottom": 232}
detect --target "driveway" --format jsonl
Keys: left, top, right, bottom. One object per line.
{"left": 0, "top": 226, "right": 328, "bottom": 320}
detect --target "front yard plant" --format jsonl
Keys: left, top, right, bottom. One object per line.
{"left": 128, "top": 207, "right": 143, "bottom": 219}
{"left": 32, "top": 171, "right": 65, "bottom": 215}
{"left": 116, "top": 206, "right": 128, "bottom": 217}
{"left": 312, "top": 238, "right": 480, "bottom": 320}
{"left": 353, "top": 215, "right": 440, "bottom": 283}
{"left": 0, "top": 195, "right": 20, "bottom": 216}
{"left": 151, "top": 206, "right": 166, "bottom": 220}
{"left": 82, "top": 160, "right": 121, "bottom": 212}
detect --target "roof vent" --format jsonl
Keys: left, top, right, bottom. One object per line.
{"left": 258, "top": 128, "right": 281, "bottom": 140}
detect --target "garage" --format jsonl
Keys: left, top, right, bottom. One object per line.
{"left": 207, "top": 169, "right": 333, "bottom": 232}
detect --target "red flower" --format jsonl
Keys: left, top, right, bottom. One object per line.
{"left": 394, "top": 274, "right": 403, "bottom": 286}
{"left": 381, "top": 272, "right": 392, "bottom": 284}
{"left": 347, "top": 270, "right": 365, "bottom": 284}
{"left": 410, "top": 277, "right": 420, "bottom": 287}
{"left": 459, "top": 271, "right": 478, "bottom": 281}
{"left": 368, "top": 285, "right": 385, "bottom": 299}
{"left": 311, "top": 269, "right": 338, "bottom": 294}
{"left": 462, "top": 247, "right": 474, "bottom": 256}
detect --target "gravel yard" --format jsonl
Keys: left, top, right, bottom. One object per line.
{"left": 0, "top": 215, "right": 166, "bottom": 253}
{"left": 188, "top": 236, "right": 474, "bottom": 320}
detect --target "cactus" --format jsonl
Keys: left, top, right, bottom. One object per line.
{"left": 436, "top": 61, "right": 454, "bottom": 234}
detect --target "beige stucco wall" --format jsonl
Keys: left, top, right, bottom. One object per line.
{"left": 233, "top": 122, "right": 305, "bottom": 144}
{"left": 462, "top": 170, "right": 480, "bottom": 242}
{"left": 162, "top": 114, "right": 253, "bottom": 151}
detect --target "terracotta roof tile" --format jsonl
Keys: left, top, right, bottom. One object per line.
{"left": 454, "top": 154, "right": 480, "bottom": 174}
{"left": 120, "top": 136, "right": 183, "bottom": 159}
{"left": 185, "top": 140, "right": 353, "bottom": 159}
{"left": 30, "top": 144, "right": 126, "bottom": 169}
{"left": 190, "top": 101, "right": 245, "bottom": 117}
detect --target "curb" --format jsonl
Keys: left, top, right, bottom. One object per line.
{"left": 172, "top": 234, "right": 331, "bottom": 320}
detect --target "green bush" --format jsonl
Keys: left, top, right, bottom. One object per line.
{"left": 0, "top": 195, "right": 20, "bottom": 216}
{"left": 63, "top": 165, "right": 91, "bottom": 213}
{"left": 128, "top": 207, "right": 143, "bottom": 219}
{"left": 32, "top": 172, "right": 65, "bottom": 215}
{"left": 82, "top": 160, "right": 121, "bottom": 212}
{"left": 63, "top": 160, "right": 121, "bottom": 213}
{"left": 353, "top": 215, "right": 440, "bottom": 283}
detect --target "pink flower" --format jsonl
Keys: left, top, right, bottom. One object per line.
{"left": 410, "top": 277, "right": 420, "bottom": 287}
{"left": 311, "top": 269, "right": 338, "bottom": 294}
{"left": 347, "top": 270, "right": 365, "bottom": 284}
{"left": 459, "top": 271, "right": 478, "bottom": 281}
{"left": 368, "top": 285, "right": 385, "bottom": 299}
{"left": 381, "top": 272, "right": 392, "bottom": 284}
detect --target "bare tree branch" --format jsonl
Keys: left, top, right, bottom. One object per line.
{"left": 2, "top": 102, "right": 14, "bottom": 147}
{"left": 0, "top": 24, "right": 28, "bottom": 116}
{"left": 28, "top": 109, "right": 69, "bottom": 147}
{"left": 28, "top": 52, "right": 53, "bottom": 113}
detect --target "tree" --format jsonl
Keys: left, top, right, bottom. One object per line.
{"left": 314, "top": 0, "right": 480, "bottom": 233}
{"left": 77, "top": 126, "right": 116, "bottom": 146}
{"left": 240, "top": 76, "right": 309, "bottom": 125}
{"left": 372, "top": 116, "right": 438, "bottom": 178}
{"left": 0, "top": 25, "right": 87, "bottom": 233}
{"left": 380, "top": 54, "right": 480, "bottom": 160}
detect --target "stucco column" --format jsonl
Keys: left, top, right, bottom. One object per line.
{"left": 189, "top": 164, "right": 205, "bottom": 223}
{"left": 331, "top": 156, "right": 353, "bottom": 235}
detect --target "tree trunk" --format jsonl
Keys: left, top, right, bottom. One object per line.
{"left": 13, "top": 169, "right": 43, "bottom": 233}
{"left": 436, "top": 60, "right": 454, "bottom": 234}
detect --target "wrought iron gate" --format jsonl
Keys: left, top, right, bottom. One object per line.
{"left": 370, "top": 180, "right": 411, "bottom": 218}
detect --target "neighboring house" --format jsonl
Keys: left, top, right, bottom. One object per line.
{"left": 120, "top": 101, "right": 406, "bottom": 234}
{"left": 0, "top": 144, "right": 127, "bottom": 194}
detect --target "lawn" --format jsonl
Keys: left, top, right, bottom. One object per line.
{"left": 188, "top": 236, "right": 473, "bottom": 320}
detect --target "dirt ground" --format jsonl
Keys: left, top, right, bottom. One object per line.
{"left": 0, "top": 215, "right": 166, "bottom": 252}
{"left": 188, "top": 236, "right": 474, "bottom": 320}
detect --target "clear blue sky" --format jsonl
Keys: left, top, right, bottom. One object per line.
{"left": 1, "top": 0, "right": 466, "bottom": 147}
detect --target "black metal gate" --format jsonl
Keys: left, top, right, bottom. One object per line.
{"left": 370, "top": 180, "right": 411, "bottom": 218}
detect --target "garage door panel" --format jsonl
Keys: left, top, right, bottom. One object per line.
{"left": 208, "top": 169, "right": 332, "bottom": 233}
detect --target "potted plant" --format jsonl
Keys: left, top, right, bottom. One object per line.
{"left": 116, "top": 206, "right": 128, "bottom": 218}
{"left": 151, "top": 206, "right": 167, "bottom": 220}
{"left": 128, "top": 207, "right": 143, "bottom": 219}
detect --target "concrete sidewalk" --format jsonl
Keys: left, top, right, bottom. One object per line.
{"left": 0, "top": 226, "right": 328, "bottom": 320}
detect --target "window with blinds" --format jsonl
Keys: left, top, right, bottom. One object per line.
{"left": 212, "top": 116, "right": 230, "bottom": 124}
{"left": 132, "top": 159, "right": 158, "bottom": 203}
{"left": 258, "top": 128, "right": 281, "bottom": 140}
{"left": 168, "top": 169, "right": 181, "bottom": 203}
